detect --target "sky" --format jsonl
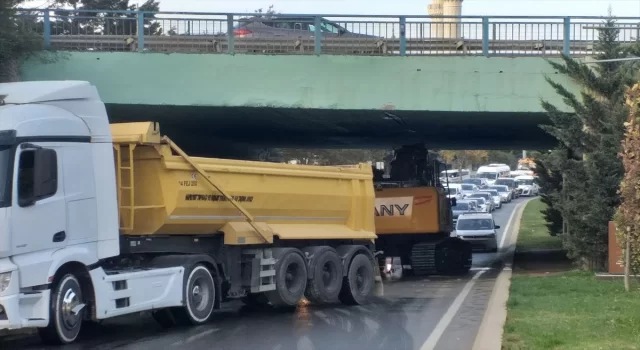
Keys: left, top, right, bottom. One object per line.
{"left": 22, "top": 0, "right": 640, "bottom": 17}
{"left": 138, "top": 0, "right": 638, "bottom": 17}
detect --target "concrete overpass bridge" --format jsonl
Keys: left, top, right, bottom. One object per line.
{"left": 15, "top": 9, "right": 640, "bottom": 155}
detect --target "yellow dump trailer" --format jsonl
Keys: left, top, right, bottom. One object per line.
{"left": 110, "top": 122, "right": 380, "bottom": 318}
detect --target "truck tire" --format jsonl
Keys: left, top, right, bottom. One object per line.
{"left": 266, "top": 249, "right": 307, "bottom": 307}
{"left": 339, "top": 253, "right": 374, "bottom": 306}
{"left": 38, "top": 274, "right": 85, "bottom": 345}
{"left": 305, "top": 249, "right": 343, "bottom": 304}
{"left": 173, "top": 264, "right": 216, "bottom": 325}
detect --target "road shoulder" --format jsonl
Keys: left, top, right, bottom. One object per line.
{"left": 471, "top": 199, "right": 530, "bottom": 350}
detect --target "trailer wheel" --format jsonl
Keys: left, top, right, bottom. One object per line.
{"left": 266, "top": 249, "right": 307, "bottom": 306}
{"left": 339, "top": 253, "right": 374, "bottom": 306}
{"left": 174, "top": 264, "right": 216, "bottom": 325}
{"left": 38, "top": 274, "right": 85, "bottom": 345}
{"left": 305, "top": 249, "right": 343, "bottom": 304}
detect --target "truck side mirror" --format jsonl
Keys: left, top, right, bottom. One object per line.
{"left": 494, "top": 225, "right": 501, "bottom": 229}
{"left": 33, "top": 148, "right": 57, "bottom": 199}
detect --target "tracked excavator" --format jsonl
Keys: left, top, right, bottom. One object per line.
{"left": 373, "top": 144, "right": 472, "bottom": 278}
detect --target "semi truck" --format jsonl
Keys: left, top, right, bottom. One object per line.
{"left": 0, "top": 81, "right": 382, "bottom": 345}
{"left": 372, "top": 144, "right": 472, "bottom": 278}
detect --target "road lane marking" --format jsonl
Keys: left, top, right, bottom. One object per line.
{"left": 420, "top": 202, "right": 523, "bottom": 349}
{"left": 499, "top": 201, "right": 525, "bottom": 249}
{"left": 420, "top": 270, "right": 486, "bottom": 350}
{"left": 171, "top": 328, "right": 220, "bottom": 346}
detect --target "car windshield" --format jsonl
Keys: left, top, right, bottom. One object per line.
{"left": 494, "top": 179, "right": 513, "bottom": 187}
{"left": 483, "top": 190, "right": 499, "bottom": 196}
{"left": 478, "top": 172, "right": 498, "bottom": 180}
{"left": 457, "top": 218, "right": 494, "bottom": 230}
{"left": 490, "top": 186, "right": 508, "bottom": 192}
{"left": 461, "top": 184, "right": 474, "bottom": 190}
{"left": 516, "top": 179, "right": 535, "bottom": 186}
{"left": 470, "top": 193, "right": 490, "bottom": 200}
{"left": 321, "top": 19, "right": 345, "bottom": 33}
{"left": 447, "top": 188, "right": 459, "bottom": 195}
{"left": 455, "top": 202, "right": 470, "bottom": 210}
{"left": 472, "top": 198, "right": 486, "bottom": 205}
{"left": 0, "top": 146, "right": 10, "bottom": 208}
{"left": 464, "top": 178, "right": 481, "bottom": 185}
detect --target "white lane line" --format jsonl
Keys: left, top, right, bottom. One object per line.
{"left": 420, "top": 201, "right": 523, "bottom": 349}
{"left": 172, "top": 328, "right": 220, "bottom": 346}
{"left": 420, "top": 270, "right": 486, "bottom": 350}
{"left": 499, "top": 201, "right": 524, "bottom": 249}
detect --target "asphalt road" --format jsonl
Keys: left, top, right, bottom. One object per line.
{"left": 1, "top": 197, "right": 529, "bottom": 350}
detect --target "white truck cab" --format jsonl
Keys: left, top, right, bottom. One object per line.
{"left": 0, "top": 81, "right": 185, "bottom": 344}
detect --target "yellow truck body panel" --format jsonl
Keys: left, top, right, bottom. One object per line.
{"left": 374, "top": 186, "right": 449, "bottom": 235}
{"left": 110, "top": 122, "right": 377, "bottom": 244}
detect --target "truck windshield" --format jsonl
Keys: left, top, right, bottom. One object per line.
{"left": 0, "top": 147, "right": 10, "bottom": 208}
{"left": 478, "top": 172, "right": 498, "bottom": 180}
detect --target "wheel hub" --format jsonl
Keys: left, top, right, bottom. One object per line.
{"left": 61, "top": 289, "right": 81, "bottom": 331}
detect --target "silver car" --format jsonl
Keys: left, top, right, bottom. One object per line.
{"left": 466, "top": 197, "right": 491, "bottom": 213}
{"left": 468, "top": 193, "right": 496, "bottom": 211}
{"left": 455, "top": 213, "right": 500, "bottom": 252}
{"left": 460, "top": 183, "right": 479, "bottom": 198}
{"left": 451, "top": 200, "right": 477, "bottom": 224}
{"left": 231, "top": 16, "right": 377, "bottom": 39}
{"left": 478, "top": 190, "right": 503, "bottom": 209}
{"left": 487, "top": 186, "right": 511, "bottom": 203}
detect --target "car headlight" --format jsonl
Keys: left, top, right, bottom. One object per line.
{"left": 0, "top": 272, "right": 11, "bottom": 292}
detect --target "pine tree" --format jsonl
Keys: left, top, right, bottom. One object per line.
{"left": 537, "top": 17, "right": 634, "bottom": 270}
{"left": 533, "top": 151, "right": 564, "bottom": 236}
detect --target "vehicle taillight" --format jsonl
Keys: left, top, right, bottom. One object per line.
{"left": 233, "top": 28, "right": 252, "bottom": 37}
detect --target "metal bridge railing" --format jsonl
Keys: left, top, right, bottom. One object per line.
{"left": 14, "top": 9, "right": 640, "bottom": 57}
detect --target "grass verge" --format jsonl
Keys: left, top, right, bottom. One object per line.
{"left": 503, "top": 271, "right": 640, "bottom": 350}
{"left": 516, "top": 198, "right": 563, "bottom": 251}
{"left": 503, "top": 198, "right": 640, "bottom": 350}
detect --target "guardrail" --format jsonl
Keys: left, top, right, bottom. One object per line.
{"left": 15, "top": 9, "right": 640, "bottom": 57}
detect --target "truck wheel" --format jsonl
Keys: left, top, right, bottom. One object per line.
{"left": 339, "top": 254, "right": 374, "bottom": 306}
{"left": 38, "top": 274, "right": 85, "bottom": 345}
{"left": 266, "top": 249, "right": 307, "bottom": 307}
{"left": 305, "top": 249, "right": 343, "bottom": 304}
{"left": 174, "top": 264, "right": 215, "bottom": 325}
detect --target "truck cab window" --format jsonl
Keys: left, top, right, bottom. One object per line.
{"left": 17, "top": 148, "right": 58, "bottom": 205}
{"left": 18, "top": 150, "right": 35, "bottom": 201}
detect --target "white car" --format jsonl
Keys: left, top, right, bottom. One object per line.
{"left": 446, "top": 186, "right": 464, "bottom": 201}
{"left": 515, "top": 175, "right": 539, "bottom": 196}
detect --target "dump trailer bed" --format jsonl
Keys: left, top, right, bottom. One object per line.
{"left": 110, "top": 122, "right": 376, "bottom": 243}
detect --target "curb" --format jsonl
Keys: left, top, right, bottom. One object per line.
{"left": 471, "top": 199, "right": 531, "bottom": 350}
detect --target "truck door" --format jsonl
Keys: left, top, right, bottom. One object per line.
{"left": 11, "top": 142, "right": 67, "bottom": 258}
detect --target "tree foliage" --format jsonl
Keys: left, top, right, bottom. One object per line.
{"left": 0, "top": 1, "right": 46, "bottom": 82}
{"left": 263, "top": 148, "right": 390, "bottom": 165}
{"left": 439, "top": 150, "right": 489, "bottom": 169}
{"left": 51, "top": 0, "right": 162, "bottom": 36}
{"left": 536, "top": 17, "right": 635, "bottom": 270}
{"left": 614, "top": 83, "right": 640, "bottom": 275}
{"left": 533, "top": 150, "right": 564, "bottom": 236}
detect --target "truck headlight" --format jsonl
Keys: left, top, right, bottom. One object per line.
{"left": 0, "top": 272, "right": 11, "bottom": 292}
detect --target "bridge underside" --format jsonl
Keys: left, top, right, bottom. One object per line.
{"left": 21, "top": 52, "right": 571, "bottom": 156}
{"left": 108, "top": 104, "right": 555, "bottom": 156}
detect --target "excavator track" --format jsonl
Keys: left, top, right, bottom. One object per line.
{"left": 410, "top": 237, "right": 472, "bottom": 276}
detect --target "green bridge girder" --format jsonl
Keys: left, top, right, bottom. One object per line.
{"left": 20, "top": 52, "right": 580, "bottom": 155}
